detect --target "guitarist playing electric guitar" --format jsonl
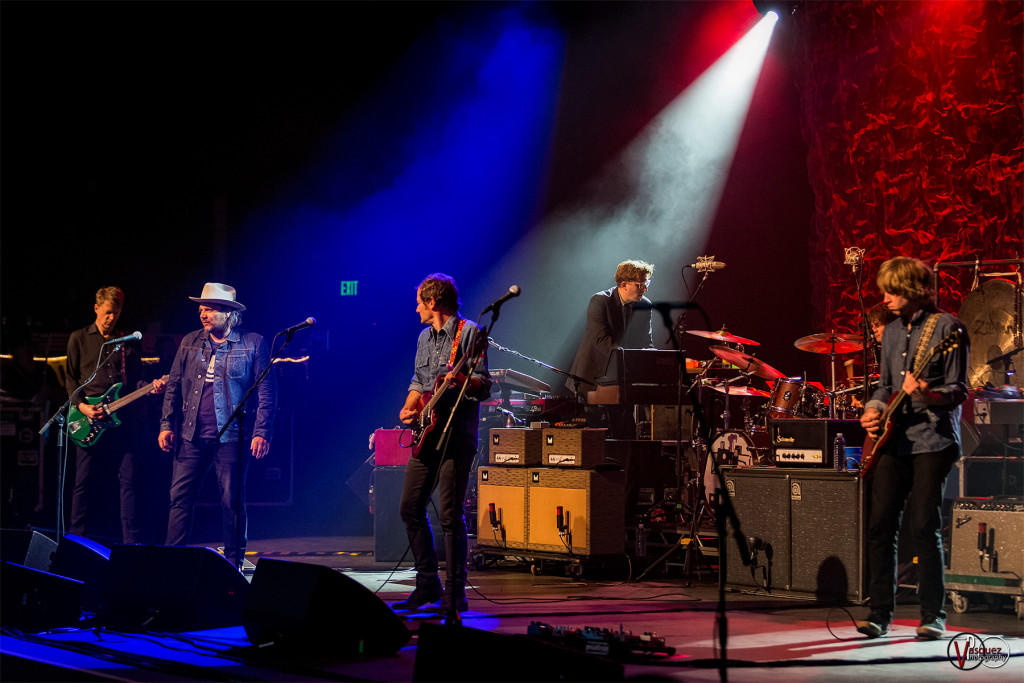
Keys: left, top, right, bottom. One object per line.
{"left": 395, "top": 274, "right": 492, "bottom": 619}
{"left": 64, "top": 286, "right": 167, "bottom": 544}
{"left": 854, "top": 257, "right": 969, "bottom": 644}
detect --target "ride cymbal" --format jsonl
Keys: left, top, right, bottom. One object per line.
{"left": 688, "top": 326, "right": 759, "bottom": 346}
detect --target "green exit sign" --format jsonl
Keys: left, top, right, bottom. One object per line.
{"left": 340, "top": 280, "right": 359, "bottom": 296}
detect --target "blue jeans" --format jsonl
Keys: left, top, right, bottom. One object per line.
{"left": 166, "top": 438, "right": 249, "bottom": 563}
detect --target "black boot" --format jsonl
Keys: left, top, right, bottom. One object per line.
{"left": 392, "top": 574, "right": 443, "bottom": 611}
{"left": 441, "top": 573, "right": 468, "bottom": 614}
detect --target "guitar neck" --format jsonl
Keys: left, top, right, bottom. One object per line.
{"left": 107, "top": 375, "right": 167, "bottom": 412}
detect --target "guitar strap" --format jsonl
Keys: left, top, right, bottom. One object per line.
{"left": 911, "top": 313, "right": 941, "bottom": 375}
{"left": 448, "top": 318, "right": 466, "bottom": 368}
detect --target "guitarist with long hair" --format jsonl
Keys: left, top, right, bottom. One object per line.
{"left": 394, "top": 274, "right": 491, "bottom": 617}
{"left": 856, "top": 257, "right": 969, "bottom": 641}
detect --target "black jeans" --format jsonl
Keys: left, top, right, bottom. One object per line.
{"left": 166, "top": 438, "right": 250, "bottom": 564}
{"left": 399, "top": 433, "right": 476, "bottom": 583}
{"left": 866, "top": 444, "right": 959, "bottom": 620}
{"left": 70, "top": 428, "right": 141, "bottom": 543}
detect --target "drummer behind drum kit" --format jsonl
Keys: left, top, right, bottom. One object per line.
{"left": 683, "top": 326, "right": 870, "bottom": 498}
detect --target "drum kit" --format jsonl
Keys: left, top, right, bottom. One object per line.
{"left": 682, "top": 325, "right": 875, "bottom": 505}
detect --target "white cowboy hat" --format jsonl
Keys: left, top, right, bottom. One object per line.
{"left": 189, "top": 282, "right": 246, "bottom": 311}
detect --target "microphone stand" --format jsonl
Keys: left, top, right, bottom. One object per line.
{"left": 485, "top": 337, "right": 589, "bottom": 421}
{"left": 850, "top": 258, "right": 872, "bottom": 408}
{"left": 216, "top": 331, "right": 288, "bottom": 572}
{"left": 40, "top": 342, "right": 126, "bottom": 539}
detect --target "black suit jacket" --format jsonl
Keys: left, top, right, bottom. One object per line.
{"left": 566, "top": 287, "right": 654, "bottom": 392}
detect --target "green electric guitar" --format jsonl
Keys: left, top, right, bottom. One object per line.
{"left": 67, "top": 375, "right": 167, "bottom": 448}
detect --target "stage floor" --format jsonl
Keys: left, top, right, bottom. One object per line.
{"left": 2, "top": 535, "right": 1022, "bottom": 681}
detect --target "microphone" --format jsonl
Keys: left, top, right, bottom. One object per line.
{"left": 481, "top": 285, "right": 521, "bottom": 314}
{"left": 683, "top": 257, "right": 726, "bottom": 273}
{"left": 103, "top": 331, "right": 142, "bottom": 345}
{"left": 556, "top": 506, "right": 564, "bottom": 532}
{"left": 488, "top": 503, "right": 498, "bottom": 531}
{"left": 281, "top": 317, "right": 316, "bottom": 336}
{"left": 844, "top": 246, "right": 865, "bottom": 273}
{"left": 978, "top": 522, "right": 987, "bottom": 552}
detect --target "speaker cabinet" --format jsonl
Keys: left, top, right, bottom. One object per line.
{"left": 101, "top": 545, "right": 250, "bottom": 631}
{"left": 948, "top": 497, "right": 1024, "bottom": 595}
{"left": 242, "top": 558, "right": 410, "bottom": 655}
{"left": 0, "top": 528, "right": 57, "bottom": 571}
{"left": 373, "top": 466, "right": 444, "bottom": 562}
{"left": 0, "top": 561, "right": 84, "bottom": 632}
{"left": 526, "top": 468, "right": 625, "bottom": 556}
{"left": 788, "top": 471, "right": 864, "bottom": 601}
{"left": 49, "top": 534, "right": 110, "bottom": 613}
{"left": 722, "top": 467, "right": 867, "bottom": 601}
{"left": 721, "top": 469, "right": 792, "bottom": 592}
{"left": 477, "top": 467, "right": 529, "bottom": 549}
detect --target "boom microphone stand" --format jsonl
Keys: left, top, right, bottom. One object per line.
{"left": 217, "top": 326, "right": 298, "bottom": 572}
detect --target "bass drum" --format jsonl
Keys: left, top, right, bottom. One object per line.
{"left": 702, "top": 430, "right": 770, "bottom": 503}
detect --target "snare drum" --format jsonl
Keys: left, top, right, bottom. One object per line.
{"left": 768, "top": 378, "right": 803, "bottom": 419}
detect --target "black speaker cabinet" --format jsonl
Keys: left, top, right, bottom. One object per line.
{"left": 373, "top": 466, "right": 445, "bottom": 562}
{"left": 101, "top": 545, "right": 250, "bottom": 631}
{"left": 1, "top": 528, "right": 57, "bottom": 571}
{"left": 721, "top": 468, "right": 792, "bottom": 593}
{"left": 722, "top": 468, "right": 867, "bottom": 601}
{"left": 242, "top": 558, "right": 410, "bottom": 655}
{"left": 49, "top": 534, "right": 110, "bottom": 613}
{"left": 0, "top": 561, "right": 84, "bottom": 632}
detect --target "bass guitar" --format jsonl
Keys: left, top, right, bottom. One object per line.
{"left": 67, "top": 375, "right": 168, "bottom": 448}
{"left": 408, "top": 351, "right": 475, "bottom": 458}
{"left": 859, "top": 330, "right": 961, "bottom": 478}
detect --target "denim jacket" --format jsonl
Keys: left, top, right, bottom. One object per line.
{"left": 159, "top": 327, "right": 276, "bottom": 443}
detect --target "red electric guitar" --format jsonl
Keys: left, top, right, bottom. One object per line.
{"left": 859, "top": 330, "right": 962, "bottom": 478}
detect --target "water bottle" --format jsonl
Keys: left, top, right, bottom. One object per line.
{"left": 833, "top": 433, "right": 846, "bottom": 472}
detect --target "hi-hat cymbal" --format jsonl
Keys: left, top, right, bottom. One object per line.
{"left": 708, "top": 345, "right": 787, "bottom": 380}
{"left": 794, "top": 332, "right": 864, "bottom": 354}
{"left": 687, "top": 327, "right": 759, "bottom": 346}
{"left": 706, "top": 383, "right": 771, "bottom": 398}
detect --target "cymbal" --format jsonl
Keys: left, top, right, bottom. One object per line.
{"left": 708, "top": 345, "right": 787, "bottom": 380}
{"left": 687, "top": 327, "right": 759, "bottom": 346}
{"left": 794, "top": 332, "right": 864, "bottom": 354}
{"left": 706, "top": 383, "right": 771, "bottom": 398}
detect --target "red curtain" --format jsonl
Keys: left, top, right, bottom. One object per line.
{"left": 790, "top": 0, "right": 1023, "bottom": 332}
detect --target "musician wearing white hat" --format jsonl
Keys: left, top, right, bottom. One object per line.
{"left": 159, "top": 282, "right": 276, "bottom": 568}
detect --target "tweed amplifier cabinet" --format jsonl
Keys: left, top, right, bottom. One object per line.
{"left": 769, "top": 419, "right": 866, "bottom": 468}
{"left": 476, "top": 467, "right": 530, "bottom": 550}
{"left": 526, "top": 468, "right": 625, "bottom": 556}
{"left": 541, "top": 428, "right": 609, "bottom": 468}
{"left": 948, "top": 497, "right": 1024, "bottom": 596}
{"left": 488, "top": 428, "right": 544, "bottom": 466}
{"left": 722, "top": 467, "right": 867, "bottom": 601}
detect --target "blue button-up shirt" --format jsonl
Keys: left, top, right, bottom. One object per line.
{"left": 160, "top": 327, "right": 276, "bottom": 444}
{"left": 866, "top": 308, "right": 970, "bottom": 456}
{"left": 409, "top": 316, "right": 492, "bottom": 444}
